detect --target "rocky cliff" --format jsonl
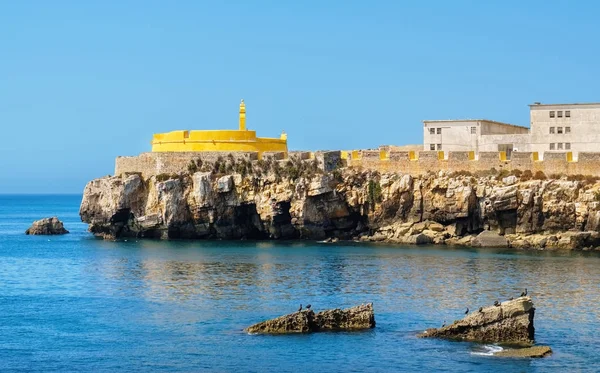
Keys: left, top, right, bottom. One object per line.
{"left": 79, "top": 159, "right": 600, "bottom": 249}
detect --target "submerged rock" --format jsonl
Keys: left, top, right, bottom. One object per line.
{"left": 25, "top": 217, "right": 69, "bottom": 235}
{"left": 495, "top": 345, "right": 552, "bottom": 358}
{"left": 245, "top": 303, "right": 375, "bottom": 334}
{"left": 419, "top": 297, "right": 535, "bottom": 344}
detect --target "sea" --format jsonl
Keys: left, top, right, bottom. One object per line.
{"left": 0, "top": 194, "right": 599, "bottom": 372}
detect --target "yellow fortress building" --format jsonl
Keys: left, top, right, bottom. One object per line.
{"left": 151, "top": 100, "right": 288, "bottom": 156}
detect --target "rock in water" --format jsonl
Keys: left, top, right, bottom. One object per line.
{"left": 419, "top": 297, "right": 535, "bottom": 344}
{"left": 25, "top": 217, "right": 69, "bottom": 235}
{"left": 245, "top": 303, "right": 375, "bottom": 334}
{"left": 495, "top": 345, "right": 552, "bottom": 358}
{"left": 313, "top": 303, "right": 376, "bottom": 331}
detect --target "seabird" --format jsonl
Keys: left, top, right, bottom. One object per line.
{"left": 306, "top": 304, "right": 312, "bottom": 310}
{"left": 521, "top": 288, "right": 528, "bottom": 297}
{"left": 494, "top": 300, "right": 500, "bottom": 307}
{"left": 298, "top": 304, "right": 302, "bottom": 312}
{"left": 478, "top": 307, "right": 483, "bottom": 313}
{"left": 465, "top": 307, "right": 469, "bottom": 315}
{"left": 442, "top": 320, "right": 446, "bottom": 328}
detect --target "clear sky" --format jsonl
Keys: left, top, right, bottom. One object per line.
{"left": 1, "top": 1, "right": 599, "bottom": 194}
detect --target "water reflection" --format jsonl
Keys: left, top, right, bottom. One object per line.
{"left": 90, "top": 242, "right": 600, "bottom": 331}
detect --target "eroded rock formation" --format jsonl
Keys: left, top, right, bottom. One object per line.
{"left": 79, "top": 161, "right": 600, "bottom": 249}
{"left": 495, "top": 345, "right": 552, "bottom": 358}
{"left": 419, "top": 297, "right": 535, "bottom": 344}
{"left": 25, "top": 217, "right": 69, "bottom": 235}
{"left": 245, "top": 303, "right": 375, "bottom": 334}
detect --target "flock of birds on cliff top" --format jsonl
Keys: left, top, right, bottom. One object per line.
{"left": 441, "top": 289, "right": 527, "bottom": 328}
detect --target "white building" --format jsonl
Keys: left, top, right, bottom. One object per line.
{"left": 529, "top": 102, "right": 600, "bottom": 155}
{"left": 423, "top": 119, "right": 529, "bottom": 158}
{"left": 423, "top": 102, "right": 600, "bottom": 158}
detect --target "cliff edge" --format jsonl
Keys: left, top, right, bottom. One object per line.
{"left": 79, "top": 157, "right": 600, "bottom": 249}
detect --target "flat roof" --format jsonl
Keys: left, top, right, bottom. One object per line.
{"left": 529, "top": 102, "right": 600, "bottom": 108}
{"left": 422, "top": 119, "right": 529, "bottom": 130}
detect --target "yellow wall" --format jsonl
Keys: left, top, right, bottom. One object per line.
{"left": 152, "top": 130, "right": 287, "bottom": 154}
{"left": 151, "top": 100, "right": 288, "bottom": 156}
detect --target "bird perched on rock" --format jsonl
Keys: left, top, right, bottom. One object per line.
{"left": 494, "top": 300, "right": 500, "bottom": 307}
{"left": 478, "top": 307, "right": 483, "bottom": 313}
{"left": 442, "top": 320, "right": 446, "bottom": 328}
{"left": 306, "top": 304, "right": 311, "bottom": 310}
{"left": 464, "top": 307, "right": 469, "bottom": 315}
{"left": 509, "top": 297, "right": 514, "bottom": 300}
{"left": 521, "top": 288, "right": 528, "bottom": 297}
{"left": 298, "top": 304, "right": 302, "bottom": 312}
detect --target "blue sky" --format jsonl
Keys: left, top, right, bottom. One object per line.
{"left": 1, "top": 1, "right": 599, "bottom": 193}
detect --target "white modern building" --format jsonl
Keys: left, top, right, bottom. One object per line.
{"left": 529, "top": 102, "right": 600, "bottom": 155}
{"left": 423, "top": 102, "right": 600, "bottom": 158}
{"left": 423, "top": 119, "right": 529, "bottom": 158}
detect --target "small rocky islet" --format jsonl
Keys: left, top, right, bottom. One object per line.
{"left": 245, "top": 303, "right": 375, "bottom": 334}
{"left": 25, "top": 217, "right": 69, "bottom": 235}
{"left": 419, "top": 296, "right": 535, "bottom": 344}
{"left": 79, "top": 156, "right": 600, "bottom": 250}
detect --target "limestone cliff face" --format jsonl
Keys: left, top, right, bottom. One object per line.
{"left": 79, "top": 168, "right": 600, "bottom": 249}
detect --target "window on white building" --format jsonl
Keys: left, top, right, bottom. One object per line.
{"left": 565, "top": 110, "right": 571, "bottom": 118}
{"left": 436, "top": 128, "right": 442, "bottom": 135}
{"left": 429, "top": 128, "right": 435, "bottom": 135}
{"left": 557, "top": 127, "right": 563, "bottom": 134}
{"left": 550, "top": 111, "right": 555, "bottom": 118}
{"left": 565, "top": 126, "right": 571, "bottom": 133}
{"left": 430, "top": 144, "right": 435, "bottom": 150}
{"left": 557, "top": 111, "right": 563, "bottom": 118}
{"left": 550, "top": 143, "right": 555, "bottom": 150}
{"left": 437, "top": 144, "right": 442, "bottom": 150}
{"left": 565, "top": 143, "right": 571, "bottom": 150}
{"left": 558, "top": 143, "right": 563, "bottom": 150}
{"left": 549, "top": 127, "right": 555, "bottom": 134}
{"left": 470, "top": 126, "right": 476, "bottom": 134}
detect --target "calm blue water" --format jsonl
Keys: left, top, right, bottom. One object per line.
{"left": 1, "top": 195, "right": 599, "bottom": 372}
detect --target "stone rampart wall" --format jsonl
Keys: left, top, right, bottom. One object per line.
{"left": 347, "top": 150, "right": 600, "bottom": 176}
{"left": 115, "top": 152, "right": 258, "bottom": 178}
{"left": 114, "top": 149, "right": 600, "bottom": 178}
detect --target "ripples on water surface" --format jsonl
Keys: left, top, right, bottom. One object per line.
{"left": 0, "top": 195, "right": 599, "bottom": 372}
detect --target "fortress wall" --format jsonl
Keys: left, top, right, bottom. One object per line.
{"left": 389, "top": 151, "right": 411, "bottom": 161}
{"left": 448, "top": 152, "right": 474, "bottom": 173}
{"left": 420, "top": 151, "right": 448, "bottom": 173}
{"left": 289, "top": 151, "right": 312, "bottom": 160}
{"left": 115, "top": 149, "right": 600, "bottom": 179}
{"left": 115, "top": 154, "right": 158, "bottom": 178}
{"left": 472, "top": 152, "right": 507, "bottom": 172}
{"left": 262, "top": 152, "right": 286, "bottom": 161}
{"left": 577, "top": 153, "right": 600, "bottom": 176}
{"left": 115, "top": 152, "right": 258, "bottom": 178}
{"left": 541, "top": 152, "right": 571, "bottom": 176}
{"left": 510, "top": 152, "right": 535, "bottom": 171}
{"left": 345, "top": 150, "right": 600, "bottom": 177}
{"left": 315, "top": 151, "right": 342, "bottom": 172}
